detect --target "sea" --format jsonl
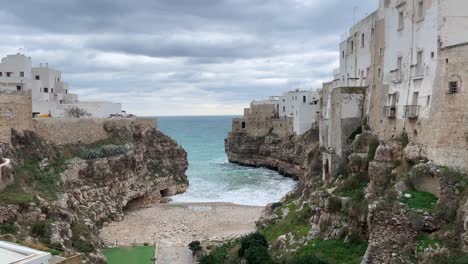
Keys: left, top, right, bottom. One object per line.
{"left": 157, "top": 116, "right": 296, "bottom": 206}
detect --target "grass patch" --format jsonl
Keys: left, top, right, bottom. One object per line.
{"left": 296, "top": 239, "right": 368, "bottom": 264}
{"left": 260, "top": 203, "right": 312, "bottom": 242}
{"left": 416, "top": 234, "right": 442, "bottom": 252}
{"left": 402, "top": 190, "right": 438, "bottom": 212}
{"left": 104, "top": 246, "right": 155, "bottom": 264}
{"left": 336, "top": 173, "right": 368, "bottom": 201}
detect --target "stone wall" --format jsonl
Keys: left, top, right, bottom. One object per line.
{"left": 0, "top": 91, "right": 33, "bottom": 144}
{"left": 34, "top": 117, "right": 158, "bottom": 145}
{"left": 272, "top": 117, "right": 293, "bottom": 137}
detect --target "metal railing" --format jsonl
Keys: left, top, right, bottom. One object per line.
{"left": 383, "top": 106, "right": 397, "bottom": 118}
{"left": 403, "top": 105, "right": 420, "bottom": 119}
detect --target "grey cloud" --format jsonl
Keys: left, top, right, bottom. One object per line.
{"left": 1, "top": 0, "right": 378, "bottom": 115}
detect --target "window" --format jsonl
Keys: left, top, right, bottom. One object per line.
{"left": 371, "top": 28, "right": 375, "bottom": 37}
{"left": 44, "top": 87, "right": 49, "bottom": 93}
{"left": 65, "top": 89, "right": 68, "bottom": 94}
{"left": 342, "top": 51, "right": 345, "bottom": 58}
{"left": 6, "top": 72, "right": 11, "bottom": 77}
{"left": 397, "top": 57, "right": 403, "bottom": 71}
{"left": 35, "top": 75, "right": 40, "bottom": 80}
{"left": 417, "top": 0, "right": 424, "bottom": 21}
{"left": 20, "top": 72, "right": 24, "bottom": 77}
{"left": 241, "top": 122, "right": 246, "bottom": 129}
{"left": 350, "top": 40, "right": 354, "bottom": 53}
{"left": 0, "top": 72, "right": 2, "bottom": 77}
{"left": 378, "top": 68, "right": 382, "bottom": 77}
{"left": 380, "top": 48, "right": 383, "bottom": 55}
{"left": 431, "top": 52, "right": 435, "bottom": 59}
{"left": 417, "top": 51, "right": 423, "bottom": 65}
{"left": 283, "top": 106, "right": 286, "bottom": 112}
{"left": 51, "top": 88, "right": 54, "bottom": 93}
{"left": 426, "top": 96, "right": 431, "bottom": 106}
{"left": 398, "top": 11, "right": 404, "bottom": 30}
{"left": 361, "top": 34, "right": 365, "bottom": 47}
{"left": 16, "top": 86, "right": 21, "bottom": 91}
{"left": 303, "top": 96, "right": 306, "bottom": 103}
{"left": 448, "top": 81, "right": 459, "bottom": 94}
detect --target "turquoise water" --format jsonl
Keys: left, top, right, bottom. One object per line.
{"left": 157, "top": 116, "right": 296, "bottom": 206}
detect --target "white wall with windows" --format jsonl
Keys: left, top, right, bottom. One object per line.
{"left": 279, "top": 89, "right": 320, "bottom": 135}
{"left": 0, "top": 53, "right": 122, "bottom": 118}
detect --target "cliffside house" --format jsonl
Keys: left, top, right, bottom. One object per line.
{"left": 320, "top": 0, "right": 468, "bottom": 175}
{"left": 0, "top": 53, "right": 122, "bottom": 118}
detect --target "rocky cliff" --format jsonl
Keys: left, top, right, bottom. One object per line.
{"left": 0, "top": 121, "right": 188, "bottom": 263}
{"left": 223, "top": 129, "right": 468, "bottom": 263}
{"left": 225, "top": 130, "right": 321, "bottom": 181}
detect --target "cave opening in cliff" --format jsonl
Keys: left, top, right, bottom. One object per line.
{"left": 124, "top": 196, "right": 147, "bottom": 212}
{"left": 160, "top": 188, "right": 170, "bottom": 198}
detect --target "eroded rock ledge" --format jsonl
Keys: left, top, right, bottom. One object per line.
{"left": 224, "top": 130, "right": 320, "bottom": 181}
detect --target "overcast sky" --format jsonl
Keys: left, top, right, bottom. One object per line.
{"left": 0, "top": 0, "right": 378, "bottom": 116}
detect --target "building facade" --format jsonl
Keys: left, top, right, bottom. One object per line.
{"left": 278, "top": 89, "right": 320, "bottom": 135}
{"left": 321, "top": 0, "right": 468, "bottom": 172}
{"left": 0, "top": 54, "right": 122, "bottom": 118}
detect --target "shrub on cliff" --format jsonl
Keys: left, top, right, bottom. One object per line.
{"left": 244, "top": 244, "right": 274, "bottom": 264}
{"left": 280, "top": 254, "right": 328, "bottom": 264}
{"left": 31, "top": 221, "right": 52, "bottom": 244}
{"left": 239, "top": 232, "right": 268, "bottom": 257}
{"left": 79, "top": 144, "right": 128, "bottom": 160}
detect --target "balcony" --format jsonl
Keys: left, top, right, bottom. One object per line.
{"left": 383, "top": 106, "right": 397, "bottom": 118}
{"left": 389, "top": 69, "right": 402, "bottom": 83}
{"left": 403, "top": 105, "right": 420, "bottom": 119}
{"left": 411, "top": 65, "right": 424, "bottom": 79}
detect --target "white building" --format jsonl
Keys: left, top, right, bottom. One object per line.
{"left": 279, "top": 89, "right": 320, "bottom": 135}
{"left": 0, "top": 241, "right": 51, "bottom": 264}
{"left": 0, "top": 53, "right": 122, "bottom": 118}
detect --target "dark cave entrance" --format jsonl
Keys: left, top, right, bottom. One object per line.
{"left": 160, "top": 188, "right": 170, "bottom": 198}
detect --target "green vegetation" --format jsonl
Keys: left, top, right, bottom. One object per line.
{"left": 103, "top": 246, "right": 155, "bottom": 264}
{"left": 71, "top": 223, "right": 94, "bottom": 253}
{"left": 296, "top": 239, "right": 368, "bottom": 264}
{"left": 336, "top": 173, "right": 368, "bottom": 202}
{"left": 416, "top": 234, "right": 442, "bottom": 253}
{"left": 260, "top": 203, "right": 312, "bottom": 242}
{"left": 280, "top": 255, "right": 328, "bottom": 264}
{"left": 31, "top": 221, "right": 52, "bottom": 244}
{"left": 367, "top": 138, "right": 379, "bottom": 161}
{"left": 0, "top": 221, "right": 18, "bottom": 235}
{"left": 0, "top": 156, "right": 65, "bottom": 204}
{"left": 400, "top": 132, "right": 409, "bottom": 147}
{"left": 79, "top": 144, "right": 128, "bottom": 160}
{"left": 402, "top": 190, "right": 438, "bottom": 212}
{"left": 327, "top": 196, "right": 342, "bottom": 213}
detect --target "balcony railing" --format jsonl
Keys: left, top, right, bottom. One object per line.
{"left": 411, "top": 65, "right": 424, "bottom": 78}
{"left": 383, "top": 106, "right": 397, "bottom": 118}
{"left": 390, "top": 69, "right": 402, "bottom": 83}
{"left": 403, "top": 105, "right": 420, "bottom": 119}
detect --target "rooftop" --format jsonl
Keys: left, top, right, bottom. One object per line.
{"left": 0, "top": 241, "right": 51, "bottom": 264}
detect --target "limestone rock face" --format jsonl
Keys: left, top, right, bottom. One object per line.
{"left": 3, "top": 122, "right": 189, "bottom": 262}
{"left": 224, "top": 130, "right": 320, "bottom": 181}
